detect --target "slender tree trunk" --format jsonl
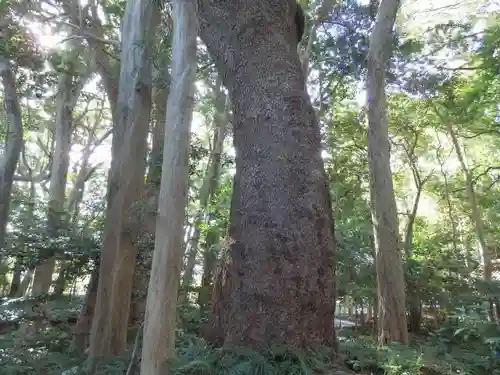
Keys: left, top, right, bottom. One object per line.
{"left": 32, "top": 72, "right": 82, "bottom": 296}
{"left": 140, "top": 1, "right": 198, "bottom": 373}
{"left": 198, "top": 244, "right": 218, "bottom": 310}
{"left": 8, "top": 258, "right": 22, "bottom": 297}
{"left": 67, "top": 124, "right": 111, "bottom": 224}
{"left": 443, "top": 121, "right": 495, "bottom": 320}
{"left": 198, "top": 0, "right": 336, "bottom": 350}
{"left": 404, "top": 175, "right": 427, "bottom": 334}
{"left": 17, "top": 269, "right": 34, "bottom": 297}
{"left": 9, "top": 176, "right": 35, "bottom": 296}
{"left": 367, "top": 301, "right": 373, "bottom": 321}
{"left": 179, "top": 76, "right": 227, "bottom": 302}
{"left": 129, "top": 78, "right": 169, "bottom": 325}
{"left": 445, "top": 122, "right": 492, "bottom": 280}
{"left": 299, "top": 1, "right": 337, "bottom": 77}
{"left": 53, "top": 264, "right": 67, "bottom": 296}
{"left": 89, "top": 0, "right": 159, "bottom": 358}
{"left": 0, "top": 59, "right": 24, "bottom": 257}
{"left": 366, "top": 0, "right": 408, "bottom": 345}
{"left": 435, "top": 142, "right": 459, "bottom": 254}
{"left": 72, "top": 266, "right": 99, "bottom": 352}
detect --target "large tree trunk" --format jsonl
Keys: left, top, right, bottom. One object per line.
{"left": 140, "top": 1, "right": 198, "bottom": 373}
{"left": 366, "top": 0, "right": 408, "bottom": 345}
{"left": 179, "top": 76, "right": 227, "bottom": 303}
{"left": 88, "top": 0, "right": 158, "bottom": 358}
{"left": 198, "top": 0, "right": 336, "bottom": 350}
{"left": 0, "top": 59, "right": 24, "bottom": 257}
{"left": 32, "top": 72, "right": 83, "bottom": 296}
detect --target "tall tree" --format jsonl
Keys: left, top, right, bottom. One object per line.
{"left": 129, "top": 51, "right": 172, "bottom": 324}
{"left": 140, "top": 0, "right": 198, "bottom": 373}
{"left": 32, "top": 68, "right": 86, "bottom": 296}
{"left": 446, "top": 121, "right": 492, "bottom": 279}
{"left": 0, "top": 60, "right": 24, "bottom": 256}
{"left": 88, "top": 0, "right": 159, "bottom": 358}
{"left": 366, "top": 0, "right": 408, "bottom": 345}
{"left": 198, "top": 0, "right": 337, "bottom": 350}
{"left": 179, "top": 75, "right": 228, "bottom": 302}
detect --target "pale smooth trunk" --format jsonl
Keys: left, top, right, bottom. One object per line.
{"left": 179, "top": 77, "right": 227, "bottom": 302}
{"left": 0, "top": 60, "right": 24, "bottom": 258}
{"left": 32, "top": 73, "right": 81, "bottom": 296}
{"left": 140, "top": 1, "right": 198, "bottom": 373}
{"left": 17, "top": 269, "right": 34, "bottom": 297}
{"left": 366, "top": 0, "right": 408, "bottom": 345}
{"left": 89, "top": 0, "right": 158, "bottom": 358}
{"left": 129, "top": 82, "right": 169, "bottom": 324}
{"left": 435, "top": 141, "right": 459, "bottom": 254}
{"left": 446, "top": 122, "right": 492, "bottom": 279}
{"left": 8, "top": 258, "right": 22, "bottom": 297}
{"left": 404, "top": 172, "right": 427, "bottom": 333}
{"left": 299, "top": 1, "right": 337, "bottom": 77}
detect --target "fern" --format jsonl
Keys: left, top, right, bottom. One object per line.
{"left": 170, "top": 339, "right": 335, "bottom": 375}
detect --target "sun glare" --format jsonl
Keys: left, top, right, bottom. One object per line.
{"left": 27, "top": 21, "right": 65, "bottom": 49}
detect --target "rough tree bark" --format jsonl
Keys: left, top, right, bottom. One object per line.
{"left": 0, "top": 59, "right": 24, "bottom": 257}
{"left": 140, "top": 0, "right": 198, "bottom": 373}
{"left": 88, "top": 0, "right": 158, "bottom": 358}
{"left": 198, "top": 0, "right": 337, "bottom": 350}
{"left": 366, "top": 0, "right": 408, "bottom": 345}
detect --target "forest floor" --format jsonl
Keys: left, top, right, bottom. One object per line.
{"left": 0, "top": 296, "right": 499, "bottom": 375}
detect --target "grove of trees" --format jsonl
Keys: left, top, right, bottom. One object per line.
{"left": 0, "top": 0, "right": 499, "bottom": 374}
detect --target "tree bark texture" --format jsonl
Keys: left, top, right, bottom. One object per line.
{"left": 89, "top": 0, "right": 158, "bottom": 358}
{"left": 366, "top": 0, "right": 408, "bottom": 345}
{"left": 129, "top": 82, "right": 169, "bottom": 325}
{"left": 0, "top": 60, "right": 24, "bottom": 257}
{"left": 140, "top": 0, "right": 198, "bottom": 373}
{"left": 198, "top": 0, "right": 337, "bottom": 350}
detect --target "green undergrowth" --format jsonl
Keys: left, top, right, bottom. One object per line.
{"left": 170, "top": 331, "right": 345, "bottom": 375}
{"left": 337, "top": 328, "right": 500, "bottom": 375}
{"left": 1, "top": 300, "right": 500, "bottom": 374}
{"left": 1, "top": 326, "right": 500, "bottom": 375}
